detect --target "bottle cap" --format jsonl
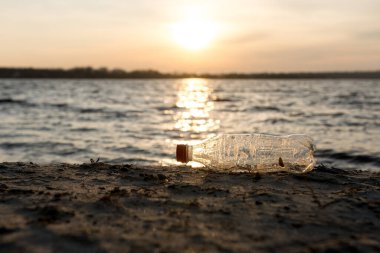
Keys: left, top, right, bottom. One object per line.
{"left": 176, "top": 144, "right": 190, "bottom": 163}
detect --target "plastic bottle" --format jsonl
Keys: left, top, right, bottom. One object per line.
{"left": 176, "top": 134, "right": 316, "bottom": 173}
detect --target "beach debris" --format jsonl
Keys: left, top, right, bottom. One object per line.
{"left": 176, "top": 133, "right": 316, "bottom": 173}
{"left": 90, "top": 157, "right": 100, "bottom": 164}
{"left": 279, "top": 157, "right": 285, "bottom": 167}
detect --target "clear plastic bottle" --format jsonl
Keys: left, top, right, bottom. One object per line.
{"left": 176, "top": 134, "right": 316, "bottom": 173}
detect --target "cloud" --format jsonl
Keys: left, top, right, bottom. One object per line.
{"left": 355, "top": 29, "right": 380, "bottom": 39}
{"left": 220, "top": 32, "right": 269, "bottom": 45}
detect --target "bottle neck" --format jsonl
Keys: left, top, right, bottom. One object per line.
{"left": 188, "top": 145, "right": 193, "bottom": 161}
{"left": 176, "top": 144, "right": 193, "bottom": 163}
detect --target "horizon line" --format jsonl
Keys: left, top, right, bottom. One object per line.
{"left": 1, "top": 66, "right": 380, "bottom": 74}
{"left": 1, "top": 67, "right": 380, "bottom": 79}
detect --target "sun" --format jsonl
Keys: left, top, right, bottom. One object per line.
{"left": 171, "top": 14, "right": 217, "bottom": 51}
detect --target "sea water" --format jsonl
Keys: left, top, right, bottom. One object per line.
{"left": 0, "top": 78, "right": 379, "bottom": 171}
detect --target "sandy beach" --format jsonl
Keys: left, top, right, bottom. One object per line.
{"left": 0, "top": 162, "right": 379, "bottom": 252}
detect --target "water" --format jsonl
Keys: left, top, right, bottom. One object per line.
{"left": 0, "top": 78, "right": 379, "bottom": 171}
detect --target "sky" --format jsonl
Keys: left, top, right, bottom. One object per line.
{"left": 1, "top": 0, "right": 380, "bottom": 73}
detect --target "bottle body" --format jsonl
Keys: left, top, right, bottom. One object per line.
{"left": 187, "top": 134, "right": 316, "bottom": 173}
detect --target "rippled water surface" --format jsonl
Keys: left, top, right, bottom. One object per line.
{"left": 0, "top": 79, "right": 379, "bottom": 171}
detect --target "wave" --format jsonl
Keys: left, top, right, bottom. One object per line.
{"left": 246, "top": 105, "right": 281, "bottom": 112}
{"left": 0, "top": 98, "right": 133, "bottom": 119}
{"left": 112, "top": 146, "right": 148, "bottom": 154}
{"left": 317, "top": 149, "right": 380, "bottom": 167}
{"left": 155, "top": 105, "right": 177, "bottom": 111}
{"left": 79, "top": 108, "right": 104, "bottom": 113}
{"left": 69, "top": 127, "right": 98, "bottom": 132}
{"left": 0, "top": 98, "right": 71, "bottom": 111}
{"left": 46, "top": 103, "right": 69, "bottom": 109}
{"left": 0, "top": 141, "right": 87, "bottom": 155}
{"left": 260, "top": 118, "right": 292, "bottom": 124}
{"left": 77, "top": 107, "right": 139, "bottom": 119}
{"left": 211, "top": 96, "right": 237, "bottom": 102}
{"left": 0, "top": 98, "right": 21, "bottom": 104}
{"left": 310, "top": 112, "right": 345, "bottom": 117}
{"left": 0, "top": 98, "right": 33, "bottom": 106}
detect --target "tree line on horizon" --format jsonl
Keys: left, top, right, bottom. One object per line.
{"left": 0, "top": 67, "right": 380, "bottom": 79}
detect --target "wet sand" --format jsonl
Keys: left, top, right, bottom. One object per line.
{"left": 0, "top": 162, "right": 379, "bottom": 253}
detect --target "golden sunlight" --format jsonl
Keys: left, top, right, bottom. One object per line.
{"left": 171, "top": 7, "right": 217, "bottom": 51}
{"left": 174, "top": 78, "right": 219, "bottom": 135}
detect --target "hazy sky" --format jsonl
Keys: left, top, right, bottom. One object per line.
{"left": 1, "top": 0, "right": 380, "bottom": 72}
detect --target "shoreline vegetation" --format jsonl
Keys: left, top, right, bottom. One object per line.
{"left": 1, "top": 67, "right": 380, "bottom": 79}
{"left": 0, "top": 162, "right": 379, "bottom": 252}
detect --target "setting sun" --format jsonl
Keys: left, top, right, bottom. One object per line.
{"left": 171, "top": 11, "right": 217, "bottom": 51}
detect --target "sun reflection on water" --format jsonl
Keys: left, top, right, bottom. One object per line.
{"left": 174, "top": 78, "right": 219, "bottom": 140}
{"left": 160, "top": 78, "right": 219, "bottom": 167}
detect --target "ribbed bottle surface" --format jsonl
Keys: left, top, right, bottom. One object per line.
{"left": 190, "top": 134, "right": 316, "bottom": 173}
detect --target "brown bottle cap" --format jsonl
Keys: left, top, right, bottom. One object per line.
{"left": 176, "top": 144, "right": 190, "bottom": 163}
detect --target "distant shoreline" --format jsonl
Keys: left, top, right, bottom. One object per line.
{"left": 1, "top": 67, "right": 380, "bottom": 79}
